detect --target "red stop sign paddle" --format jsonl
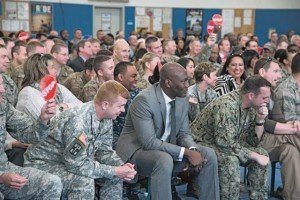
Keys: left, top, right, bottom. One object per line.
{"left": 212, "top": 14, "right": 223, "bottom": 26}
{"left": 40, "top": 75, "right": 58, "bottom": 101}
{"left": 207, "top": 20, "right": 215, "bottom": 35}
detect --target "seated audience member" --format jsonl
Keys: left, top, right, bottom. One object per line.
{"left": 185, "top": 38, "right": 203, "bottom": 66}
{"left": 113, "top": 39, "right": 130, "bottom": 65}
{"left": 0, "top": 74, "right": 62, "bottom": 199}
{"left": 41, "top": 39, "right": 55, "bottom": 54}
{"left": 82, "top": 55, "right": 115, "bottom": 102}
{"left": 24, "top": 80, "right": 136, "bottom": 199}
{"left": 145, "top": 36, "right": 163, "bottom": 59}
{"left": 63, "top": 58, "right": 95, "bottom": 101}
{"left": 214, "top": 53, "right": 247, "bottom": 96}
{"left": 253, "top": 57, "right": 300, "bottom": 200}
{"left": 245, "top": 39, "right": 259, "bottom": 52}
{"left": 96, "top": 49, "right": 113, "bottom": 57}
{"left": 11, "top": 41, "right": 46, "bottom": 90}
{"left": 16, "top": 53, "right": 82, "bottom": 120}
{"left": 134, "top": 48, "right": 147, "bottom": 75}
{"left": 0, "top": 45, "right": 19, "bottom": 106}
{"left": 136, "top": 52, "right": 161, "bottom": 90}
{"left": 218, "top": 39, "right": 231, "bottom": 66}
{"left": 177, "top": 57, "right": 195, "bottom": 86}
{"left": 192, "top": 75, "right": 271, "bottom": 200}
{"left": 242, "top": 49, "right": 259, "bottom": 77}
{"left": 188, "top": 62, "right": 218, "bottom": 122}
{"left": 51, "top": 43, "right": 74, "bottom": 83}
{"left": 69, "top": 39, "right": 93, "bottom": 72}
{"left": 276, "top": 53, "right": 300, "bottom": 121}
{"left": 161, "top": 39, "right": 179, "bottom": 63}
{"left": 261, "top": 43, "right": 276, "bottom": 58}
{"left": 175, "top": 38, "right": 186, "bottom": 57}
{"left": 274, "top": 49, "right": 290, "bottom": 83}
{"left": 89, "top": 38, "right": 101, "bottom": 56}
{"left": 113, "top": 62, "right": 139, "bottom": 149}
{"left": 117, "top": 63, "right": 220, "bottom": 200}
{"left": 6, "top": 41, "right": 27, "bottom": 77}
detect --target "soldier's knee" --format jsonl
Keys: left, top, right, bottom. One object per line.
{"left": 47, "top": 174, "right": 63, "bottom": 191}
{"left": 279, "top": 144, "right": 299, "bottom": 160}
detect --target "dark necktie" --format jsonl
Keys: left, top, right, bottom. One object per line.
{"left": 169, "top": 100, "right": 176, "bottom": 144}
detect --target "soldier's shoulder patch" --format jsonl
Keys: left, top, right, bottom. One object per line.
{"left": 66, "top": 133, "right": 87, "bottom": 158}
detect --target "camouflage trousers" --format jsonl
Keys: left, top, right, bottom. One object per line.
{"left": 217, "top": 147, "right": 269, "bottom": 200}
{"left": 0, "top": 162, "right": 62, "bottom": 200}
{"left": 27, "top": 163, "right": 122, "bottom": 200}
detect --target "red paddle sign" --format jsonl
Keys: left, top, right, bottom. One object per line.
{"left": 207, "top": 20, "right": 215, "bottom": 35}
{"left": 212, "top": 14, "right": 223, "bottom": 25}
{"left": 40, "top": 75, "right": 58, "bottom": 101}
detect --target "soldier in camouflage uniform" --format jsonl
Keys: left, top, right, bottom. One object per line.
{"left": 24, "top": 80, "right": 137, "bottom": 200}
{"left": 5, "top": 41, "right": 27, "bottom": 78}
{"left": 254, "top": 57, "right": 300, "bottom": 200}
{"left": 10, "top": 41, "right": 46, "bottom": 90}
{"left": 82, "top": 55, "right": 115, "bottom": 102}
{"left": 192, "top": 76, "right": 272, "bottom": 200}
{"left": 161, "top": 39, "right": 179, "bottom": 63}
{"left": 0, "top": 45, "right": 19, "bottom": 106}
{"left": 63, "top": 58, "right": 95, "bottom": 101}
{"left": 188, "top": 62, "right": 218, "bottom": 122}
{"left": 112, "top": 62, "right": 140, "bottom": 149}
{"left": 0, "top": 74, "right": 62, "bottom": 200}
{"left": 51, "top": 43, "right": 74, "bottom": 83}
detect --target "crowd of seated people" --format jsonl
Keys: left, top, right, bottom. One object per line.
{"left": 0, "top": 27, "right": 300, "bottom": 200}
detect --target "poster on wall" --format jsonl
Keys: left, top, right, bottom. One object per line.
{"left": 186, "top": 9, "right": 203, "bottom": 38}
{"left": 18, "top": 2, "right": 29, "bottom": 20}
{"left": 31, "top": 3, "right": 52, "bottom": 33}
{"left": 5, "top": 1, "right": 17, "bottom": 19}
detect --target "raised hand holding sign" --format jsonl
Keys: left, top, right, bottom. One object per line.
{"left": 40, "top": 75, "right": 58, "bottom": 101}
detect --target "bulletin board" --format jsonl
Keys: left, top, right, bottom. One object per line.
{"left": 135, "top": 7, "right": 172, "bottom": 38}
{"left": 1, "top": 1, "right": 30, "bottom": 34}
{"left": 221, "top": 9, "right": 255, "bottom": 36}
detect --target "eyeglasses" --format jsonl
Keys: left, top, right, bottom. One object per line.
{"left": 261, "top": 57, "right": 275, "bottom": 67}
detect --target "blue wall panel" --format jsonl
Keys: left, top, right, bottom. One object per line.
{"left": 125, "top": 6, "right": 135, "bottom": 39}
{"left": 255, "top": 9, "right": 300, "bottom": 45}
{"left": 172, "top": 8, "right": 186, "bottom": 38}
{"left": 52, "top": 3, "right": 93, "bottom": 39}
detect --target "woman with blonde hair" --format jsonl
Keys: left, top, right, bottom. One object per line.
{"left": 136, "top": 52, "right": 161, "bottom": 90}
{"left": 16, "top": 53, "right": 82, "bottom": 120}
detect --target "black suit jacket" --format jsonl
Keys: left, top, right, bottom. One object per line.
{"left": 69, "top": 56, "right": 85, "bottom": 72}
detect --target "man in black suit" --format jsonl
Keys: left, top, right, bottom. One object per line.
{"left": 69, "top": 40, "right": 93, "bottom": 72}
{"left": 117, "top": 63, "right": 220, "bottom": 200}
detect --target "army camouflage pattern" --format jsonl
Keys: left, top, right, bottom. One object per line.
{"left": 24, "top": 102, "right": 124, "bottom": 199}
{"left": 275, "top": 75, "right": 300, "bottom": 121}
{"left": 161, "top": 54, "right": 179, "bottom": 63}
{"left": 0, "top": 100, "right": 62, "bottom": 199}
{"left": 113, "top": 88, "right": 140, "bottom": 149}
{"left": 191, "top": 90, "right": 268, "bottom": 200}
{"left": 82, "top": 78, "right": 104, "bottom": 102}
{"left": 4, "top": 63, "right": 15, "bottom": 78}
{"left": 187, "top": 84, "right": 218, "bottom": 122}
{"left": 62, "top": 71, "right": 91, "bottom": 101}
{"left": 136, "top": 77, "right": 151, "bottom": 90}
{"left": 57, "top": 65, "right": 74, "bottom": 84}
{"left": 10, "top": 64, "right": 24, "bottom": 91}
{"left": 1, "top": 73, "right": 18, "bottom": 106}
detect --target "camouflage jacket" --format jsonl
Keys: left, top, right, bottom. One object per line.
{"left": 275, "top": 75, "right": 300, "bottom": 121}
{"left": 1, "top": 73, "right": 18, "bottom": 106}
{"left": 82, "top": 78, "right": 104, "bottom": 102}
{"left": 188, "top": 84, "right": 218, "bottom": 122}
{"left": 191, "top": 90, "right": 260, "bottom": 163}
{"left": 10, "top": 64, "right": 24, "bottom": 91}
{"left": 24, "top": 101, "right": 123, "bottom": 179}
{"left": 0, "top": 100, "right": 49, "bottom": 170}
{"left": 62, "top": 71, "right": 91, "bottom": 101}
{"left": 57, "top": 65, "right": 74, "bottom": 84}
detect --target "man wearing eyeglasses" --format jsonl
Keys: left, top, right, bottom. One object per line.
{"left": 254, "top": 56, "right": 300, "bottom": 200}
{"left": 51, "top": 43, "right": 74, "bottom": 83}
